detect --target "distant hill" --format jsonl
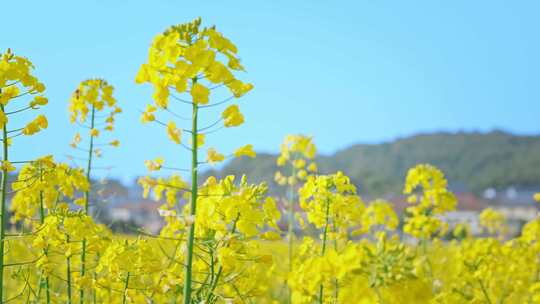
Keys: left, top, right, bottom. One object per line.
{"left": 204, "top": 131, "right": 540, "bottom": 196}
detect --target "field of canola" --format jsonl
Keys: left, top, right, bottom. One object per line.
{"left": 1, "top": 18, "right": 540, "bottom": 304}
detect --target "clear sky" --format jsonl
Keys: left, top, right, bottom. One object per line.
{"left": 2, "top": 1, "right": 539, "bottom": 182}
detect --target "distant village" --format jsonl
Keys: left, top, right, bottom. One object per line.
{"left": 79, "top": 177, "right": 539, "bottom": 238}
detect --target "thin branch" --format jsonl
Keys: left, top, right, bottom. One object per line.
{"left": 166, "top": 108, "right": 191, "bottom": 121}
{"left": 7, "top": 128, "right": 24, "bottom": 134}
{"left": 199, "top": 96, "right": 235, "bottom": 109}
{"left": 10, "top": 160, "right": 31, "bottom": 164}
{"left": 4, "top": 253, "right": 43, "bottom": 267}
{"left": 3, "top": 81, "right": 20, "bottom": 88}
{"left": 12, "top": 90, "right": 32, "bottom": 99}
{"left": 199, "top": 118, "right": 223, "bottom": 132}
{"left": 161, "top": 166, "right": 191, "bottom": 173}
{"left": 170, "top": 93, "right": 193, "bottom": 105}
{"left": 6, "top": 106, "right": 33, "bottom": 115}
{"left": 201, "top": 126, "right": 224, "bottom": 135}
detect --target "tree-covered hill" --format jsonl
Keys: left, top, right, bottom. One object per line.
{"left": 205, "top": 131, "right": 540, "bottom": 196}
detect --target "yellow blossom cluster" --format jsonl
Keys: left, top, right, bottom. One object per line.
{"left": 403, "top": 164, "right": 457, "bottom": 239}
{"left": 69, "top": 79, "right": 121, "bottom": 126}
{"left": 95, "top": 239, "right": 164, "bottom": 301}
{"left": 298, "top": 172, "right": 364, "bottom": 233}
{"left": 138, "top": 173, "right": 280, "bottom": 302}
{"left": 136, "top": 17, "right": 253, "bottom": 144}
{"left": 275, "top": 134, "right": 318, "bottom": 186}
{"left": 68, "top": 79, "right": 122, "bottom": 156}
{"left": 10, "top": 156, "right": 89, "bottom": 223}
{"left": 0, "top": 49, "right": 48, "bottom": 134}
{"left": 360, "top": 199, "right": 400, "bottom": 234}
{"left": 479, "top": 208, "right": 508, "bottom": 236}
{"left": 33, "top": 211, "right": 111, "bottom": 289}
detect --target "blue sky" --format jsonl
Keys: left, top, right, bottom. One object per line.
{"left": 2, "top": 1, "right": 539, "bottom": 182}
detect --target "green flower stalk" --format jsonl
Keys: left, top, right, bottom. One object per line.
{"left": 68, "top": 79, "right": 121, "bottom": 304}
{"left": 66, "top": 234, "right": 73, "bottom": 304}
{"left": 0, "top": 49, "right": 49, "bottom": 301}
{"left": 183, "top": 98, "right": 199, "bottom": 304}
{"left": 0, "top": 103, "right": 8, "bottom": 302}
{"left": 38, "top": 167, "right": 51, "bottom": 304}
{"left": 274, "top": 135, "right": 318, "bottom": 303}
{"left": 318, "top": 198, "right": 331, "bottom": 304}
{"left": 80, "top": 104, "right": 95, "bottom": 304}
{"left": 136, "top": 18, "right": 254, "bottom": 303}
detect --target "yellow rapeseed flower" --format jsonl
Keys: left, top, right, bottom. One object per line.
{"left": 234, "top": 144, "right": 256, "bottom": 158}
{"left": 166, "top": 121, "right": 182, "bottom": 144}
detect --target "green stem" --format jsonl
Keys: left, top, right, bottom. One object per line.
{"left": 36, "top": 274, "right": 43, "bottom": 302}
{"left": 38, "top": 168, "right": 51, "bottom": 304}
{"left": 287, "top": 183, "right": 294, "bottom": 267}
{"left": 122, "top": 272, "right": 130, "bottom": 304}
{"left": 374, "top": 286, "right": 384, "bottom": 304}
{"left": 93, "top": 254, "right": 99, "bottom": 304}
{"left": 80, "top": 104, "right": 95, "bottom": 304}
{"left": 318, "top": 199, "right": 331, "bottom": 304}
{"left": 67, "top": 235, "right": 72, "bottom": 304}
{"left": 478, "top": 279, "right": 492, "bottom": 304}
{"left": 84, "top": 104, "right": 95, "bottom": 215}
{"left": 205, "top": 216, "right": 240, "bottom": 304}
{"left": 332, "top": 218, "right": 338, "bottom": 303}
{"left": 208, "top": 246, "right": 215, "bottom": 288}
{"left": 0, "top": 103, "right": 8, "bottom": 303}
{"left": 286, "top": 166, "right": 296, "bottom": 304}
{"left": 207, "top": 266, "right": 222, "bottom": 304}
{"left": 421, "top": 239, "right": 434, "bottom": 284}
{"left": 182, "top": 95, "right": 198, "bottom": 304}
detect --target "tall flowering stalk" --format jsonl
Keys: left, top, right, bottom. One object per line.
{"left": 291, "top": 172, "right": 363, "bottom": 303}
{"left": 37, "top": 165, "right": 50, "bottom": 303}
{"left": 274, "top": 135, "right": 317, "bottom": 302}
{"left": 0, "top": 48, "right": 48, "bottom": 301}
{"left": 402, "top": 163, "right": 457, "bottom": 292}
{"left": 68, "top": 79, "right": 121, "bottom": 303}
{"left": 136, "top": 18, "right": 262, "bottom": 303}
